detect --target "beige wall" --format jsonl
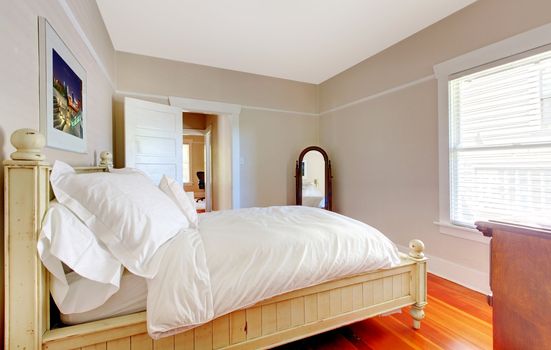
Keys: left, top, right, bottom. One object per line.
{"left": 240, "top": 109, "right": 319, "bottom": 208}
{"left": 207, "top": 115, "right": 233, "bottom": 211}
{"left": 181, "top": 112, "right": 232, "bottom": 210}
{"left": 319, "top": 0, "right": 551, "bottom": 291}
{"left": 319, "top": 0, "right": 551, "bottom": 112}
{"left": 117, "top": 52, "right": 318, "bottom": 113}
{"left": 0, "top": 0, "right": 116, "bottom": 342}
{"left": 0, "top": 0, "right": 115, "bottom": 165}
{"left": 115, "top": 53, "right": 319, "bottom": 208}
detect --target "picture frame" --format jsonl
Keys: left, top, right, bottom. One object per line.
{"left": 39, "top": 17, "right": 87, "bottom": 153}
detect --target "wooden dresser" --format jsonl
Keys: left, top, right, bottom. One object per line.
{"left": 476, "top": 221, "right": 551, "bottom": 349}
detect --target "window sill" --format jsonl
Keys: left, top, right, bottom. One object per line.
{"left": 433, "top": 221, "right": 490, "bottom": 245}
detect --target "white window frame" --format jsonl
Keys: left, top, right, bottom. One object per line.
{"left": 433, "top": 23, "right": 551, "bottom": 244}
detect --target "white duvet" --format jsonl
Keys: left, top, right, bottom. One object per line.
{"left": 146, "top": 206, "right": 401, "bottom": 338}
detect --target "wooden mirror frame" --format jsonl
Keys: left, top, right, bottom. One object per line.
{"left": 295, "top": 146, "right": 332, "bottom": 211}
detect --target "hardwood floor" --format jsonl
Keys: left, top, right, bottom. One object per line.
{"left": 276, "top": 274, "right": 492, "bottom": 350}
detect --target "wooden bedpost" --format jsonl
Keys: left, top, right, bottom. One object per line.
{"left": 4, "top": 129, "right": 50, "bottom": 350}
{"left": 408, "top": 239, "right": 427, "bottom": 329}
{"left": 99, "top": 151, "right": 113, "bottom": 168}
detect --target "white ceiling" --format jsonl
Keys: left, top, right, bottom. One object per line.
{"left": 97, "top": 0, "right": 476, "bottom": 84}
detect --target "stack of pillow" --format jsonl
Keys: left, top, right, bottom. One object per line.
{"left": 38, "top": 161, "right": 199, "bottom": 315}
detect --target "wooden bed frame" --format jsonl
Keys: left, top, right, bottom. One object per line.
{"left": 4, "top": 129, "right": 428, "bottom": 350}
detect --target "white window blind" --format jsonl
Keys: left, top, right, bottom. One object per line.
{"left": 449, "top": 50, "right": 551, "bottom": 228}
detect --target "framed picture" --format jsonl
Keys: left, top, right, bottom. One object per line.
{"left": 39, "top": 17, "right": 87, "bottom": 153}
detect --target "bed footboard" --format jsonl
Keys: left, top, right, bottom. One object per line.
{"left": 43, "top": 250, "right": 426, "bottom": 350}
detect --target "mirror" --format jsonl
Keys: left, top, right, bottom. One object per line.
{"left": 295, "top": 146, "right": 332, "bottom": 210}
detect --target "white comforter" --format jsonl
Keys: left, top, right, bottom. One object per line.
{"left": 146, "top": 206, "right": 401, "bottom": 338}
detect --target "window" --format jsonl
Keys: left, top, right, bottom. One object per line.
{"left": 182, "top": 143, "right": 191, "bottom": 184}
{"left": 448, "top": 50, "right": 551, "bottom": 228}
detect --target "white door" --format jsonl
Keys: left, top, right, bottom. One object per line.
{"left": 124, "top": 97, "right": 183, "bottom": 184}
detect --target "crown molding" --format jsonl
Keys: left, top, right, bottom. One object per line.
{"left": 56, "top": 0, "right": 116, "bottom": 89}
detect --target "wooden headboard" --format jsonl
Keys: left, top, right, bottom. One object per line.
{"left": 3, "top": 129, "right": 112, "bottom": 349}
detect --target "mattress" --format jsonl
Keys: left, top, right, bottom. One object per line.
{"left": 61, "top": 270, "right": 146, "bottom": 325}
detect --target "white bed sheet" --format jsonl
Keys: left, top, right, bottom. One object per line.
{"left": 60, "top": 206, "right": 401, "bottom": 338}
{"left": 148, "top": 206, "right": 401, "bottom": 338}
{"left": 302, "top": 183, "right": 324, "bottom": 207}
{"left": 200, "top": 206, "right": 401, "bottom": 317}
{"left": 61, "top": 271, "right": 146, "bottom": 325}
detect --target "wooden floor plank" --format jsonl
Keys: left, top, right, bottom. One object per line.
{"left": 426, "top": 274, "right": 492, "bottom": 324}
{"left": 349, "top": 319, "right": 419, "bottom": 350}
{"left": 276, "top": 273, "right": 492, "bottom": 349}
{"left": 390, "top": 307, "right": 481, "bottom": 350}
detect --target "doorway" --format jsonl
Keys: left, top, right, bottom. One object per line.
{"left": 182, "top": 128, "right": 208, "bottom": 212}
{"left": 169, "top": 96, "right": 241, "bottom": 209}
{"left": 182, "top": 112, "right": 232, "bottom": 212}
{"left": 121, "top": 96, "right": 240, "bottom": 210}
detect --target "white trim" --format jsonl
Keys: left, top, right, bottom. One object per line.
{"left": 319, "top": 74, "right": 435, "bottom": 115}
{"left": 116, "top": 90, "right": 169, "bottom": 102}
{"left": 229, "top": 113, "right": 240, "bottom": 210}
{"left": 433, "top": 221, "right": 490, "bottom": 245}
{"left": 397, "top": 244, "right": 490, "bottom": 295}
{"left": 117, "top": 90, "right": 318, "bottom": 116}
{"left": 436, "top": 76, "right": 452, "bottom": 229}
{"left": 169, "top": 96, "right": 242, "bottom": 209}
{"left": 182, "top": 128, "right": 205, "bottom": 136}
{"left": 170, "top": 96, "right": 242, "bottom": 115}
{"left": 118, "top": 74, "right": 438, "bottom": 119}
{"left": 204, "top": 125, "right": 213, "bottom": 212}
{"left": 56, "top": 0, "right": 115, "bottom": 89}
{"left": 242, "top": 104, "right": 319, "bottom": 116}
{"left": 434, "top": 22, "right": 551, "bottom": 241}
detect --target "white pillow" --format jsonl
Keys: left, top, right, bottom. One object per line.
{"left": 50, "top": 161, "right": 190, "bottom": 278}
{"left": 38, "top": 201, "right": 122, "bottom": 314}
{"left": 159, "top": 175, "right": 199, "bottom": 228}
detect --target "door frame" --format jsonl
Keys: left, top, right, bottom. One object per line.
{"left": 203, "top": 126, "right": 212, "bottom": 212}
{"left": 169, "top": 96, "right": 241, "bottom": 209}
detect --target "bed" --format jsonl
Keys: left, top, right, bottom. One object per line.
{"left": 301, "top": 182, "right": 325, "bottom": 208}
{"left": 3, "top": 129, "right": 427, "bottom": 350}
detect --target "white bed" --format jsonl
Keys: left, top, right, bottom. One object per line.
{"left": 199, "top": 206, "right": 400, "bottom": 319}
{"left": 301, "top": 182, "right": 325, "bottom": 207}
{"left": 60, "top": 205, "right": 401, "bottom": 337}
{"left": 3, "top": 141, "right": 427, "bottom": 350}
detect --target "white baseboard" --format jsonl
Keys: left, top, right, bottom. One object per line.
{"left": 397, "top": 244, "right": 491, "bottom": 295}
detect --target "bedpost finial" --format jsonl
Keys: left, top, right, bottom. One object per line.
{"left": 10, "top": 128, "right": 46, "bottom": 161}
{"left": 408, "top": 239, "right": 425, "bottom": 259}
{"left": 99, "top": 151, "right": 113, "bottom": 167}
